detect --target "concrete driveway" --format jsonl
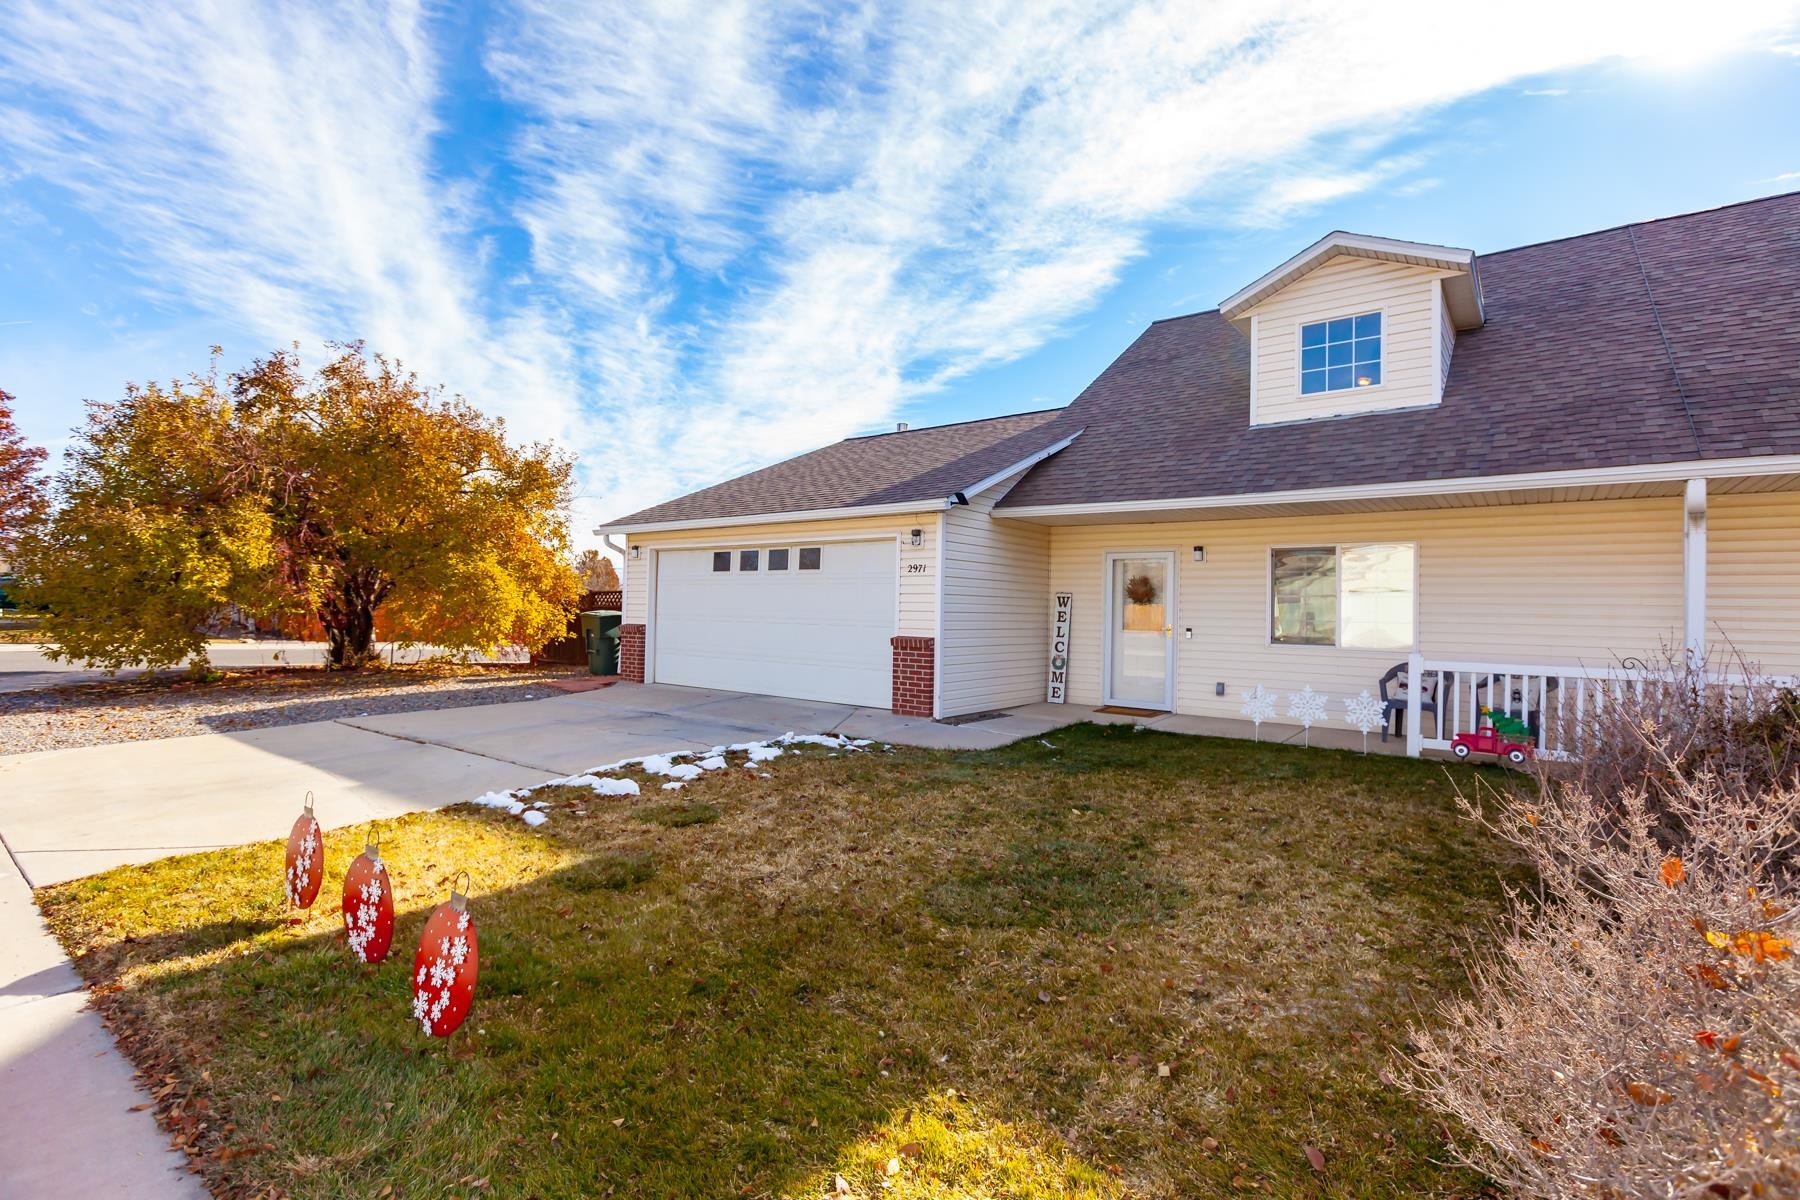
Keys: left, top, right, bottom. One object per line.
{"left": 0, "top": 681, "right": 1083, "bottom": 887}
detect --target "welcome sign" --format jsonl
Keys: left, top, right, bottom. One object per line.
{"left": 1047, "top": 592, "right": 1073, "bottom": 703}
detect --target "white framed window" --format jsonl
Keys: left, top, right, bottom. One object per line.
{"left": 1299, "top": 311, "right": 1381, "bottom": 395}
{"left": 711, "top": 551, "right": 731, "bottom": 572}
{"left": 1270, "top": 543, "right": 1415, "bottom": 648}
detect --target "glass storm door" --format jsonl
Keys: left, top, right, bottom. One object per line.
{"left": 1107, "top": 553, "right": 1174, "bottom": 708}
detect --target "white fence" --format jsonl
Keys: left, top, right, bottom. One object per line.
{"left": 1400, "top": 652, "right": 1792, "bottom": 760}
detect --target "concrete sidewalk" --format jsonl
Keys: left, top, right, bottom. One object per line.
{"left": 0, "top": 839, "right": 206, "bottom": 1198}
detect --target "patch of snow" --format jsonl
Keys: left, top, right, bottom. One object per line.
{"left": 661, "top": 781, "right": 685, "bottom": 791}
{"left": 639, "top": 754, "right": 703, "bottom": 779}
{"left": 540, "top": 773, "right": 642, "bottom": 795}
{"left": 521, "top": 810, "right": 549, "bottom": 827}
{"left": 697, "top": 755, "right": 727, "bottom": 771}
{"left": 469, "top": 791, "right": 526, "bottom": 816}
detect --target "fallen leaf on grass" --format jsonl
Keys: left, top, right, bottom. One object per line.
{"left": 1304, "top": 1145, "right": 1326, "bottom": 1172}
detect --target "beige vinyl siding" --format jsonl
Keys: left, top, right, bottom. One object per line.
{"left": 621, "top": 512, "right": 938, "bottom": 637}
{"left": 1049, "top": 498, "right": 1685, "bottom": 725}
{"left": 1247, "top": 255, "right": 1452, "bottom": 426}
{"left": 1707, "top": 491, "right": 1800, "bottom": 676}
{"left": 940, "top": 470, "right": 1051, "bottom": 716}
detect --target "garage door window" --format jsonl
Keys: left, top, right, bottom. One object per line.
{"left": 712, "top": 551, "right": 731, "bottom": 572}
{"left": 768, "top": 548, "right": 789, "bottom": 570}
{"left": 799, "top": 547, "right": 822, "bottom": 570}
{"left": 739, "top": 549, "right": 759, "bottom": 572}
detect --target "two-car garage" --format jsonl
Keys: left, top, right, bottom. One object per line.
{"left": 651, "top": 539, "right": 899, "bottom": 708}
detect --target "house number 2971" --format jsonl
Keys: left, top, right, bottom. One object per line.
{"left": 907, "top": 562, "right": 929, "bottom": 573}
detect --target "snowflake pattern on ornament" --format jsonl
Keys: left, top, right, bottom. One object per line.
{"left": 284, "top": 825, "right": 318, "bottom": 907}
{"left": 1343, "top": 689, "right": 1386, "bottom": 754}
{"left": 413, "top": 904, "right": 476, "bottom": 1037}
{"left": 344, "top": 871, "right": 385, "bottom": 962}
{"left": 1239, "top": 685, "right": 1276, "bottom": 740}
{"left": 1286, "top": 686, "right": 1329, "bottom": 745}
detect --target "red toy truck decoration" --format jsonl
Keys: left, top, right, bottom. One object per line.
{"left": 1450, "top": 707, "right": 1535, "bottom": 765}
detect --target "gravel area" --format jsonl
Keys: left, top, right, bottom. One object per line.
{"left": 0, "top": 665, "right": 589, "bottom": 755}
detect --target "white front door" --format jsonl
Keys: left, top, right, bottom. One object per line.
{"left": 653, "top": 540, "right": 896, "bottom": 708}
{"left": 1105, "top": 552, "right": 1175, "bottom": 709}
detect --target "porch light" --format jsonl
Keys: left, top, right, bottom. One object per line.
{"left": 1192, "top": 546, "right": 1205, "bottom": 562}
{"left": 630, "top": 545, "right": 641, "bottom": 560}
{"left": 910, "top": 528, "right": 923, "bottom": 546}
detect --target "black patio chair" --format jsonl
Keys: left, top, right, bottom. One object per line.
{"left": 1378, "top": 661, "right": 1444, "bottom": 743}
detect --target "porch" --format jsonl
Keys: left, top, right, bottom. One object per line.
{"left": 1000, "top": 468, "right": 1800, "bottom": 756}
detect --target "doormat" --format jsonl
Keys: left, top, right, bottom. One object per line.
{"left": 1096, "top": 705, "right": 1166, "bottom": 717}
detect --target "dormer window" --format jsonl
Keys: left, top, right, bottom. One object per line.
{"left": 1299, "top": 312, "right": 1382, "bottom": 395}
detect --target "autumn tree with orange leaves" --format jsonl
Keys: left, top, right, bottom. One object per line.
{"left": 16, "top": 346, "right": 578, "bottom": 671}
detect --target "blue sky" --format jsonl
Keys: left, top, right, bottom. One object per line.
{"left": 3, "top": 3, "right": 1799, "bottom": 538}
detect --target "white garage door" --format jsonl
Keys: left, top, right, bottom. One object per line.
{"left": 653, "top": 540, "right": 897, "bottom": 708}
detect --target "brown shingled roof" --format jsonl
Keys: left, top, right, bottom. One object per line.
{"left": 607, "top": 192, "right": 1800, "bottom": 531}
{"left": 1001, "top": 190, "right": 1800, "bottom": 509}
{"left": 605, "top": 407, "right": 1073, "bottom": 527}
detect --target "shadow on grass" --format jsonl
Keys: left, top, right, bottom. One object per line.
{"left": 43, "top": 724, "right": 1520, "bottom": 1199}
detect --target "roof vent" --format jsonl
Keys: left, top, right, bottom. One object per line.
{"left": 895, "top": 422, "right": 909, "bottom": 432}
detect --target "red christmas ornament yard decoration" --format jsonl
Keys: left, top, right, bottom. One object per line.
{"left": 411, "top": 874, "right": 478, "bottom": 1037}
{"left": 283, "top": 792, "right": 323, "bottom": 912}
{"left": 341, "top": 834, "right": 395, "bottom": 964}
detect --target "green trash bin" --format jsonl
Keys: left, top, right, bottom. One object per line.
{"left": 579, "top": 610, "right": 623, "bottom": 675}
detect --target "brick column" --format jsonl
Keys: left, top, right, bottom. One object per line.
{"left": 618, "top": 623, "right": 646, "bottom": 683}
{"left": 890, "top": 635, "right": 935, "bottom": 717}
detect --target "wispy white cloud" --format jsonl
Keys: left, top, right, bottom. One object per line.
{"left": 4, "top": 0, "right": 1799, "bottom": 531}
{"left": 0, "top": 0, "right": 582, "bottom": 452}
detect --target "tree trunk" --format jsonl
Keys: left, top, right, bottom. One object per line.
{"left": 321, "top": 571, "right": 383, "bottom": 669}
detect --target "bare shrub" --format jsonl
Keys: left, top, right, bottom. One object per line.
{"left": 1548, "top": 650, "right": 1800, "bottom": 849}
{"left": 1407, "top": 675, "right": 1800, "bottom": 1198}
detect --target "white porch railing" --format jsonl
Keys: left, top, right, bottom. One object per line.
{"left": 1400, "top": 652, "right": 1792, "bottom": 760}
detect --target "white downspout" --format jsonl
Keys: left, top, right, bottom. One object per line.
{"left": 1683, "top": 478, "right": 1707, "bottom": 668}
{"left": 601, "top": 533, "right": 629, "bottom": 617}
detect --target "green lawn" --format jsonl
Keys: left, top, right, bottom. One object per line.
{"left": 42, "top": 725, "right": 1520, "bottom": 1199}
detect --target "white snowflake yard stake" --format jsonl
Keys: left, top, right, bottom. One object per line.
{"left": 1239, "top": 685, "right": 1276, "bottom": 741}
{"left": 1343, "top": 689, "right": 1386, "bottom": 754}
{"left": 1286, "top": 686, "right": 1329, "bottom": 747}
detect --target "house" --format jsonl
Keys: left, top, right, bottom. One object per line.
{"left": 596, "top": 192, "right": 1800, "bottom": 755}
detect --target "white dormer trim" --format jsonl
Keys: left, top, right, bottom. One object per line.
{"left": 1220, "top": 231, "right": 1485, "bottom": 334}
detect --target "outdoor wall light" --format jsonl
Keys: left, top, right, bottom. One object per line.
{"left": 630, "top": 545, "right": 642, "bottom": 560}
{"left": 1192, "top": 545, "right": 1205, "bottom": 562}
{"left": 909, "top": 528, "right": 923, "bottom": 546}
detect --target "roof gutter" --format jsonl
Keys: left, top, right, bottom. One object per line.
{"left": 594, "top": 498, "right": 939, "bottom": 537}
{"left": 998, "top": 453, "right": 1800, "bottom": 520}
{"left": 594, "top": 428, "right": 1084, "bottom": 537}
